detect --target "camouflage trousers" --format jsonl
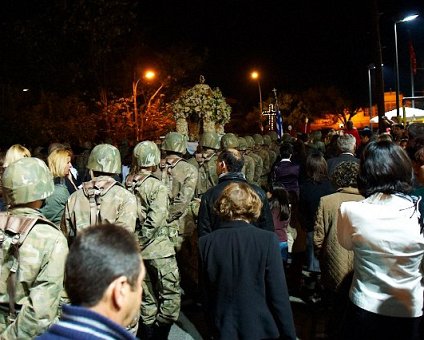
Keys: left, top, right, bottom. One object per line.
{"left": 140, "top": 256, "right": 181, "bottom": 325}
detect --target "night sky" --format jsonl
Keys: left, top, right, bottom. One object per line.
{"left": 141, "top": 0, "right": 424, "bottom": 106}
{"left": 2, "top": 0, "right": 424, "bottom": 109}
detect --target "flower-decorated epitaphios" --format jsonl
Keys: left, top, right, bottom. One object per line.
{"left": 172, "top": 76, "right": 231, "bottom": 139}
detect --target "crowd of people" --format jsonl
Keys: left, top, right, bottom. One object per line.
{"left": 0, "top": 120, "right": 423, "bottom": 339}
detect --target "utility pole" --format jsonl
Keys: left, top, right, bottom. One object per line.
{"left": 372, "top": 0, "right": 385, "bottom": 133}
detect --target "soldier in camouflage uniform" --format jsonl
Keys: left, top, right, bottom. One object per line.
{"left": 188, "top": 132, "right": 220, "bottom": 197}
{"left": 235, "top": 136, "right": 255, "bottom": 183}
{"left": 159, "top": 132, "right": 198, "bottom": 250}
{"left": 0, "top": 157, "right": 68, "bottom": 339}
{"left": 126, "top": 141, "right": 180, "bottom": 340}
{"left": 263, "top": 134, "right": 278, "bottom": 168}
{"left": 267, "top": 131, "right": 281, "bottom": 155}
{"left": 253, "top": 134, "right": 271, "bottom": 188}
{"left": 245, "top": 135, "right": 263, "bottom": 184}
{"left": 159, "top": 132, "right": 199, "bottom": 293}
{"left": 220, "top": 132, "right": 238, "bottom": 150}
{"left": 62, "top": 144, "right": 137, "bottom": 241}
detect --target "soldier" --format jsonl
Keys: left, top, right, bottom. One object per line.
{"left": 159, "top": 132, "right": 198, "bottom": 248}
{"left": 267, "top": 131, "right": 281, "bottom": 154}
{"left": 62, "top": 144, "right": 137, "bottom": 241}
{"left": 253, "top": 134, "right": 271, "bottom": 187}
{"left": 263, "top": 134, "right": 278, "bottom": 169}
{"left": 245, "top": 135, "right": 263, "bottom": 184}
{"left": 159, "top": 132, "right": 199, "bottom": 292}
{"left": 188, "top": 132, "right": 220, "bottom": 197}
{"left": 126, "top": 141, "right": 180, "bottom": 340}
{"left": 220, "top": 132, "right": 239, "bottom": 150}
{"left": 0, "top": 157, "right": 68, "bottom": 339}
{"left": 237, "top": 136, "right": 255, "bottom": 183}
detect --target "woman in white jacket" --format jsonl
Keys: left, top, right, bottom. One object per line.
{"left": 337, "top": 140, "right": 424, "bottom": 340}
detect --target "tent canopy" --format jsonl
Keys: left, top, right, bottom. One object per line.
{"left": 370, "top": 107, "right": 424, "bottom": 123}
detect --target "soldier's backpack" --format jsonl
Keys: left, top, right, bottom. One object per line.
{"left": 81, "top": 177, "right": 119, "bottom": 226}
{"left": 0, "top": 213, "right": 55, "bottom": 324}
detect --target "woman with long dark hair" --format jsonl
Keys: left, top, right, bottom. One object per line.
{"left": 338, "top": 141, "right": 424, "bottom": 340}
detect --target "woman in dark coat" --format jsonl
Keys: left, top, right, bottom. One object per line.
{"left": 199, "top": 182, "right": 296, "bottom": 340}
{"left": 299, "top": 152, "right": 335, "bottom": 273}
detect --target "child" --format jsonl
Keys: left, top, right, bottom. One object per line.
{"left": 268, "top": 186, "right": 291, "bottom": 263}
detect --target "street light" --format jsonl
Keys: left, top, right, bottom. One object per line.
{"left": 367, "top": 64, "right": 376, "bottom": 123}
{"left": 394, "top": 14, "right": 419, "bottom": 117}
{"left": 250, "top": 71, "right": 263, "bottom": 116}
{"left": 133, "top": 69, "right": 157, "bottom": 141}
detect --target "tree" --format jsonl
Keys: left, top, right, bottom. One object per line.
{"left": 302, "top": 86, "right": 355, "bottom": 126}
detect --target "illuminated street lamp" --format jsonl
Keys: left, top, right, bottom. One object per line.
{"left": 133, "top": 69, "right": 156, "bottom": 141}
{"left": 250, "top": 71, "right": 263, "bottom": 116}
{"left": 144, "top": 70, "right": 156, "bottom": 80}
{"left": 394, "top": 14, "right": 418, "bottom": 117}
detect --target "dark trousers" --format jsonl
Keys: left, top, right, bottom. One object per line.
{"left": 341, "top": 301, "right": 422, "bottom": 340}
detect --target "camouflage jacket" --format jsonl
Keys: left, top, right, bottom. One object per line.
{"left": 268, "top": 149, "right": 278, "bottom": 169}
{"left": 256, "top": 147, "right": 271, "bottom": 176}
{"left": 159, "top": 155, "right": 198, "bottom": 226}
{"left": 241, "top": 153, "right": 255, "bottom": 184}
{"left": 62, "top": 176, "right": 137, "bottom": 241}
{"left": 246, "top": 150, "right": 263, "bottom": 183}
{"left": 0, "top": 207, "right": 68, "bottom": 340}
{"left": 188, "top": 150, "right": 218, "bottom": 197}
{"left": 126, "top": 170, "right": 175, "bottom": 260}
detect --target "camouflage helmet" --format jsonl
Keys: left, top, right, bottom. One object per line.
{"left": 245, "top": 136, "right": 255, "bottom": 149}
{"left": 263, "top": 135, "right": 272, "bottom": 146}
{"left": 268, "top": 131, "right": 278, "bottom": 142}
{"left": 200, "top": 132, "right": 220, "bottom": 150}
{"left": 220, "top": 133, "right": 239, "bottom": 150}
{"left": 162, "top": 132, "right": 187, "bottom": 154}
{"left": 237, "top": 137, "right": 248, "bottom": 151}
{"left": 87, "top": 144, "right": 121, "bottom": 174}
{"left": 253, "top": 134, "right": 264, "bottom": 146}
{"left": 3, "top": 157, "right": 54, "bottom": 205}
{"left": 134, "top": 141, "right": 160, "bottom": 167}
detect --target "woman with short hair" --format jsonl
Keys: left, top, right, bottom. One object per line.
{"left": 199, "top": 182, "right": 296, "bottom": 340}
{"left": 338, "top": 141, "right": 424, "bottom": 340}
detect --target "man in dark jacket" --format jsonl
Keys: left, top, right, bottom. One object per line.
{"left": 326, "top": 134, "right": 359, "bottom": 175}
{"left": 197, "top": 148, "right": 274, "bottom": 237}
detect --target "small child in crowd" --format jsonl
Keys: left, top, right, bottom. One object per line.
{"left": 268, "top": 185, "right": 292, "bottom": 263}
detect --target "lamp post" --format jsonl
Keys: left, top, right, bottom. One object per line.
{"left": 250, "top": 71, "right": 263, "bottom": 116}
{"left": 368, "top": 64, "right": 376, "bottom": 124}
{"left": 394, "top": 14, "right": 418, "bottom": 117}
{"left": 133, "top": 69, "right": 156, "bottom": 141}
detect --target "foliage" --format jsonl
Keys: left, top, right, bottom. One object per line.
{"left": 302, "top": 86, "right": 355, "bottom": 125}
{"left": 172, "top": 82, "right": 232, "bottom": 124}
{"left": 4, "top": 93, "right": 98, "bottom": 147}
{"left": 263, "top": 87, "right": 356, "bottom": 130}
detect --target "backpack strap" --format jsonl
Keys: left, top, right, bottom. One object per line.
{"left": 82, "top": 178, "right": 118, "bottom": 226}
{"left": 125, "top": 173, "right": 152, "bottom": 194}
{"left": 159, "top": 156, "right": 184, "bottom": 190}
{"left": 0, "top": 213, "right": 43, "bottom": 324}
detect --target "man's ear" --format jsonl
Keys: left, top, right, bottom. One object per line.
{"left": 110, "top": 276, "right": 128, "bottom": 310}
